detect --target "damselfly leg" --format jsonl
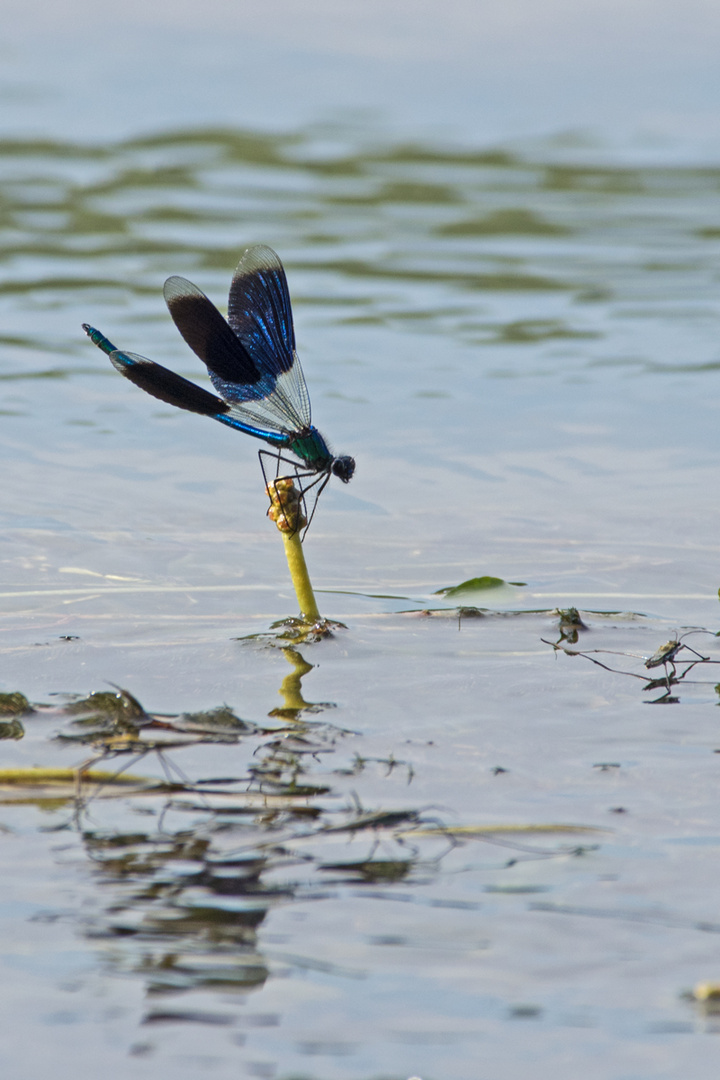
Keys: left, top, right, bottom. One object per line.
{"left": 259, "top": 449, "right": 331, "bottom": 538}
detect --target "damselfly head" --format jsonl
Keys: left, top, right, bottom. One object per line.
{"left": 332, "top": 455, "right": 355, "bottom": 483}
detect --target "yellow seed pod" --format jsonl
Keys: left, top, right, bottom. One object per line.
{"left": 266, "top": 477, "right": 306, "bottom": 533}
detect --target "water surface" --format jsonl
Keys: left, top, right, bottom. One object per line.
{"left": 3, "top": 6, "right": 720, "bottom": 1080}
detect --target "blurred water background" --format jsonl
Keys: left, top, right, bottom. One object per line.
{"left": 3, "top": 2, "right": 720, "bottom": 1078}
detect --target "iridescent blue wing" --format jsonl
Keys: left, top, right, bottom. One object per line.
{"left": 164, "top": 245, "right": 311, "bottom": 433}
{"left": 228, "top": 245, "right": 295, "bottom": 370}
{"left": 228, "top": 245, "right": 311, "bottom": 426}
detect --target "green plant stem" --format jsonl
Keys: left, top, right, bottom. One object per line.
{"left": 281, "top": 529, "right": 321, "bottom": 620}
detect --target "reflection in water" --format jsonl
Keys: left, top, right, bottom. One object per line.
{"left": 4, "top": 121, "right": 720, "bottom": 1074}
{"left": 65, "top": 669, "right": 424, "bottom": 1010}
{"left": 84, "top": 826, "right": 273, "bottom": 997}
{"left": 269, "top": 645, "right": 330, "bottom": 719}
{"left": 0, "top": 658, "right": 598, "bottom": 1045}
{"left": 61, "top": 660, "right": 338, "bottom": 1007}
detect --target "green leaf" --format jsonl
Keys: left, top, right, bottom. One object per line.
{"left": 436, "top": 576, "right": 508, "bottom": 598}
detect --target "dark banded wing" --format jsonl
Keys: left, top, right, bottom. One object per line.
{"left": 165, "top": 246, "right": 312, "bottom": 432}
{"left": 109, "top": 350, "right": 231, "bottom": 419}
{"left": 163, "top": 276, "right": 276, "bottom": 395}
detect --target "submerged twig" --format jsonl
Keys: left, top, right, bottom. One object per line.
{"left": 542, "top": 639, "right": 651, "bottom": 681}
{"left": 543, "top": 629, "right": 720, "bottom": 701}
